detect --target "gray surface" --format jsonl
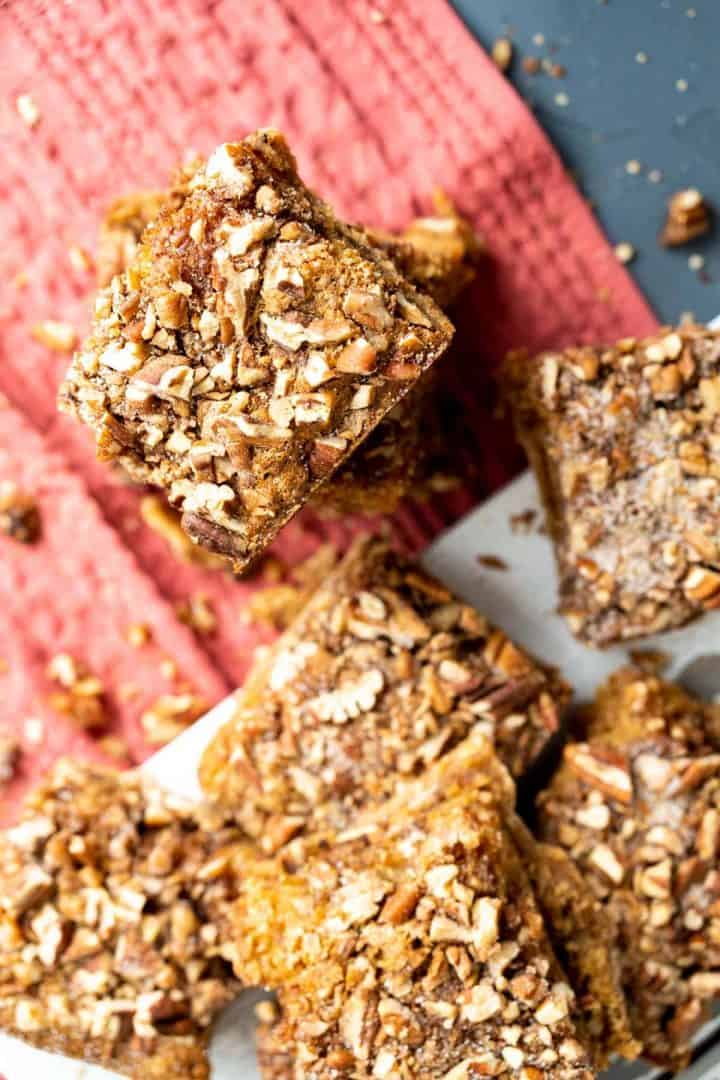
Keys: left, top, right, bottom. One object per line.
{"left": 452, "top": 0, "right": 720, "bottom": 326}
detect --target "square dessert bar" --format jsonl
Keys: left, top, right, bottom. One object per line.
{"left": 0, "top": 759, "right": 249, "bottom": 1079}
{"left": 537, "top": 667, "right": 720, "bottom": 1070}
{"left": 93, "top": 182, "right": 476, "bottom": 518}
{"left": 234, "top": 737, "right": 595, "bottom": 1079}
{"left": 504, "top": 325, "right": 720, "bottom": 646}
{"left": 199, "top": 536, "right": 570, "bottom": 849}
{"left": 61, "top": 129, "right": 453, "bottom": 570}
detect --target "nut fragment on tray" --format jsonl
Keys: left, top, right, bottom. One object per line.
{"left": 503, "top": 324, "right": 720, "bottom": 646}
{"left": 60, "top": 129, "right": 453, "bottom": 570}
{"left": 536, "top": 667, "right": 720, "bottom": 1070}
{"left": 94, "top": 180, "right": 477, "bottom": 518}
{"left": 0, "top": 759, "right": 250, "bottom": 1079}
{"left": 200, "top": 535, "right": 570, "bottom": 849}
{"left": 235, "top": 736, "right": 595, "bottom": 1079}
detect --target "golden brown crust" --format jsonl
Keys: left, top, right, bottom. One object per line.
{"left": 199, "top": 536, "right": 570, "bottom": 848}
{"left": 537, "top": 667, "right": 720, "bottom": 1070}
{"left": 503, "top": 325, "right": 720, "bottom": 646}
{"left": 62, "top": 130, "right": 453, "bottom": 571}
{"left": 0, "top": 759, "right": 249, "bottom": 1078}
{"left": 236, "top": 738, "right": 594, "bottom": 1079}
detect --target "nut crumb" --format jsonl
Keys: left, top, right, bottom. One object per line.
{"left": 510, "top": 508, "right": 538, "bottom": 534}
{"left": 141, "top": 693, "right": 206, "bottom": 745}
{"left": 522, "top": 56, "right": 541, "bottom": 74}
{"left": 15, "top": 93, "right": 40, "bottom": 127}
{"left": 68, "top": 245, "right": 93, "bottom": 274}
{"left": 0, "top": 484, "right": 41, "bottom": 544}
{"left": 625, "top": 159, "right": 642, "bottom": 175}
{"left": 476, "top": 554, "right": 509, "bottom": 570}
{"left": 125, "top": 622, "right": 152, "bottom": 647}
{"left": 47, "top": 654, "right": 105, "bottom": 730}
{"left": 31, "top": 321, "right": 77, "bottom": 353}
{"left": 177, "top": 593, "right": 217, "bottom": 635}
{"left": 614, "top": 242, "right": 636, "bottom": 265}
{"left": 660, "top": 188, "right": 712, "bottom": 247}
{"left": 492, "top": 37, "right": 513, "bottom": 72}
{"left": 627, "top": 649, "right": 671, "bottom": 676}
{"left": 0, "top": 732, "right": 20, "bottom": 785}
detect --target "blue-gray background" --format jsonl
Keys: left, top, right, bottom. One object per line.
{"left": 452, "top": 0, "right": 719, "bottom": 325}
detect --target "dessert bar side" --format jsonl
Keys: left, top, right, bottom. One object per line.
{"left": 537, "top": 667, "right": 720, "bottom": 1070}
{"left": 503, "top": 325, "right": 720, "bottom": 646}
{"left": 0, "top": 759, "right": 248, "bottom": 1079}
{"left": 61, "top": 129, "right": 453, "bottom": 571}
{"left": 199, "top": 535, "right": 570, "bottom": 847}
{"left": 234, "top": 737, "right": 596, "bottom": 1079}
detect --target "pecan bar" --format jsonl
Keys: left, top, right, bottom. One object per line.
{"left": 503, "top": 325, "right": 720, "bottom": 645}
{"left": 61, "top": 130, "right": 453, "bottom": 570}
{"left": 537, "top": 667, "right": 720, "bottom": 1069}
{"left": 235, "top": 736, "right": 595, "bottom": 1079}
{"left": 93, "top": 181, "right": 475, "bottom": 518}
{"left": 199, "top": 536, "right": 570, "bottom": 848}
{"left": 0, "top": 759, "right": 250, "bottom": 1079}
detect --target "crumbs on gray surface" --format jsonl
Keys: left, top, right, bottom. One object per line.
{"left": 476, "top": 554, "right": 509, "bottom": 571}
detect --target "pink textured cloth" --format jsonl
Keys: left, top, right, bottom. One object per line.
{"left": 0, "top": 0, "right": 657, "bottom": 815}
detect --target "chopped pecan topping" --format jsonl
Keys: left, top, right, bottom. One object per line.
{"left": 660, "top": 188, "right": 712, "bottom": 247}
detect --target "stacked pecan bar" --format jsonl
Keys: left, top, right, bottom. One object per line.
{"left": 200, "top": 536, "right": 570, "bottom": 848}
{"left": 0, "top": 759, "right": 248, "bottom": 1078}
{"left": 537, "top": 667, "right": 720, "bottom": 1069}
{"left": 235, "top": 736, "right": 597, "bottom": 1079}
{"left": 61, "top": 130, "right": 454, "bottom": 569}
{"left": 504, "top": 325, "right": 720, "bottom": 645}
{"left": 93, "top": 175, "right": 478, "bottom": 518}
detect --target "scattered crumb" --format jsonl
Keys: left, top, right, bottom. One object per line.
{"left": 160, "top": 657, "right": 178, "bottom": 681}
{"left": 554, "top": 91, "right": 570, "bottom": 107}
{"left": 125, "top": 622, "right": 152, "bottom": 648}
{"left": 510, "top": 508, "right": 537, "bottom": 534}
{"left": 522, "top": 56, "right": 541, "bottom": 75}
{"left": 492, "top": 36, "right": 513, "bottom": 72}
{"left": 23, "top": 717, "right": 44, "bottom": 745}
{"left": 660, "top": 188, "right": 712, "bottom": 247}
{"left": 547, "top": 61, "right": 566, "bottom": 78}
{"left": 628, "top": 649, "right": 671, "bottom": 676}
{"left": 676, "top": 78, "right": 688, "bottom": 92}
{"left": 688, "top": 253, "right": 705, "bottom": 271}
{"left": 648, "top": 168, "right": 663, "bottom": 184}
{"left": 686, "top": 6, "right": 696, "bottom": 16}
{"left": 596, "top": 285, "right": 612, "bottom": 302}
{"left": 368, "top": 7, "right": 386, "bottom": 23}
{"left": 15, "top": 93, "right": 40, "bottom": 128}
{"left": 12, "top": 271, "right": 29, "bottom": 290}
{"left": 117, "top": 682, "right": 141, "bottom": 703}
{"left": 31, "top": 320, "right": 77, "bottom": 353}
{"left": 533, "top": 32, "right": 545, "bottom": 46}
{"left": 625, "top": 159, "right": 642, "bottom": 175}
{"left": 476, "top": 554, "right": 509, "bottom": 571}
{"left": 614, "top": 241, "right": 636, "bottom": 265}
{"left": 177, "top": 592, "right": 217, "bottom": 635}
{"left": 97, "top": 734, "right": 130, "bottom": 761}
{"left": 635, "top": 51, "right": 648, "bottom": 64}
{"left": 0, "top": 732, "right": 20, "bottom": 786}
{"left": 47, "top": 653, "right": 105, "bottom": 730}
{"left": 0, "top": 483, "right": 41, "bottom": 544}
{"left": 68, "top": 245, "right": 93, "bottom": 274}
{"left": 140, "top": 693, "right": 206, "bottom": 745}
